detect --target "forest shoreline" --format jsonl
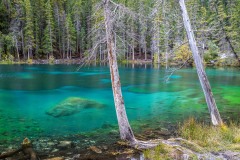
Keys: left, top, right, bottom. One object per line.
{"left": 0, "top": 58, "right": 239, "bottom": 67}
{"left": 0, "top": 58, "right": 153, "bottom": 65}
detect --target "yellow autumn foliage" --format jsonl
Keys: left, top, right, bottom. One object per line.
{"left": 174, "top": 44, "right": 193, "bottom": 65}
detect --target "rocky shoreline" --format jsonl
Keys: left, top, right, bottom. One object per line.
{"left": 0, "top": 125, "right": 175, "bottom": 160}
{"left": 1, "top": 124, "right": 240, "bottom": 160}
{"left": 2, "top": 136, "right": 240, "bottom": 160}
{"left": 0, "top": 134, "right": 144, "bottom": 160}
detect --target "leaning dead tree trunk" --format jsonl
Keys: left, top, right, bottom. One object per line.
{"left": 179, "top": 0, "right": 223, "bottom": 126}
{"left": 100, "top": 0, "right": 164, "bottom": 149}
{"left": 103, "top": 0, "right": 136, "bottom": 143}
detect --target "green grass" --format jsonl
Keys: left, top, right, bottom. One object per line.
{"left": 144, "top": 143, "right": 172, "bottom": 160}
{"left": 179, "top": 118, "right": 240, "bottom": 151}
{"left": 144, "top": 118, "right": 240, "bottom": 159}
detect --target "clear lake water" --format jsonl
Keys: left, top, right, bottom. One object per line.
{"left": 0, "top": 64, "right": 239, "bottom": 147}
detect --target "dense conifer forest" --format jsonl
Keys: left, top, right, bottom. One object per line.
{"left": 0, "top": 0, "right": 239, "bottom": 66}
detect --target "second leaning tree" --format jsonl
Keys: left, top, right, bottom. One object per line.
{"left": 179, "top": 0, "right": 223, "bottom": 126}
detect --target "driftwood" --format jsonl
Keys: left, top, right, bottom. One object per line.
{"left": 0, "top": 138, "right": 39, "bottom": 160}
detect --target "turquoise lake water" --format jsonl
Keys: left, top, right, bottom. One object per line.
{"left": 0, "top": 64, "right": 239, "bottom": 144}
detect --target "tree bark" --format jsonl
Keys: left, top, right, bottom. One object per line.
{"left": 21, "top": 30, "right": 25, "bottom": 60}
{"left": 14, "top": 35, "right": 20, "bottom": 61}
{"left": 179, "top": 0, "right": 223, "bottom": 126}
{"left": 103, "top": 0, "right": 136, "bottom": 143}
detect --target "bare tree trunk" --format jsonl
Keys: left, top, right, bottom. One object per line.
{"left": 132, "top": 45, "right": 135, "bottom": 61}
{"left": 179, "top": 0, "right": 223, "bottom": 126}
{"left": 49, "top": 19, "right": 53, "bottom": 58}
{"left": 14, "top": 36, "right": 20, "bottom": 61}
{"left": 67, "top": 39, "right": 70, "bottom": 59}
{"left": 28, "top": 48, "right": 30, "bottom": 60}
{"left": 151, "top": 19, "right": 160, "bottom": 63}
{"left": 100, "top": 43, "right": 102, "bottom": 61}
{"left": 144, "top": 47, "right": 147, "bottom": 61}
{"left": 62, "top": 29, "right": 65, "bottom": 59}
{"left": 103, "top": 0, "right": 136, "bottom": 143}
{"left": 62, "top": 36, "right": 65, "bottom": 59}
{"left": 156, "top": 21, "right": 160, "bottom": 64}
{"left": 0, "top": 44, "right": 2, "bottom": 60}
{"left": 21, "top": 30, "right": 25, "bottom": 60}
{"left": 162, "top": 0, "right": 169, "bottom": 69}
{"left": 55, "top": 4, "right": 62, "bottom": 57}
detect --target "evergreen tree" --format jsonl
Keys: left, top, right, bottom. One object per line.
{"left": 24, "top": 0, "right": 34, "bottom": 60}
{"left": 72, "top": 0, "right": 82, "bottom": 57}
{"left": 229, "top": 0, "right": 240, "bottom": 59}
{"left": 32, "top": 0, "right": 45, "bottom": 58}
{"left": 43, "top": 0, "right": 55, "bottom": 59}
{"left": 0, "top": 0, "right": 11, "bottom": 34}
{"left": 0, "top": 32, "right": 3, "bottom": 60}
{"left": 0, "top": 0, "right": 239, "bottom": 63}
{"left": 65, "top": 14, "right": 76, "bottom": 59}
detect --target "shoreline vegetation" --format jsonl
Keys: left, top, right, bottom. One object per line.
{"left": 1, "top": 118, "right": 239, "bottom": 159}
{"left": 144, "top": 118, "right": 240, "bottom": 160}
{"left": 0, "top": 57, "right": 239, "bottom": 67}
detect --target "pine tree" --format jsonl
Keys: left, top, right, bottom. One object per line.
{"left": 72, "top": 0, "right": 82, "bottom": 57}
{"left": 32, "top": 0, "right": 45, "bottom": 58}
{"left": 229, "top": 0, "right": 240, "bottom": 60}
{"left": 24, "top": 0, "right": 34, "bottom": 60}
{"left": 43, "top": 0, "right": 55, "bottom": 59}
{"left": 0, "top": 0, "right": 11, "bottom": 34}
{"left": 0, "top": 32, "right": 3, "bottom": 60}
{"left": 65, "top": 14, "right": 76, "bottom": 59}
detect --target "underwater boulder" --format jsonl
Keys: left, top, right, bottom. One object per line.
{"left": 46, "top": 97, "right": 105, "bottom": 117}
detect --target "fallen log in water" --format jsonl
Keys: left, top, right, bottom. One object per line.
{"left": 0, "top": 138, "right": 39, "bottom": 160}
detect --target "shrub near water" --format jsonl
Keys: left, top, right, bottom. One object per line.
{"left": 173, "top": 44, "right": 193, "bottom": 65}
{"left": 179, "top": 118, "right": 240, "bottom": 151}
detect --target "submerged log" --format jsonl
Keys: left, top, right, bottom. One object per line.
{"left": 0, "top": 148, "right": 23, "bottom": 159}
{"left": 21, "top": 138, "right": 38, "bottom": 160}
{"left": 0, "top": 138, "right": 39, "bottom": 160}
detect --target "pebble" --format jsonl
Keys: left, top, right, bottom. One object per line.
{"left": 58, "top": 141, "right": 72, "bottom": 149}
{"left": 89, "top": 146, "right": 102, "bottom": 154}
{"left": 72, "top": 154, "right": 81, "bottom": 159}
{"left": 47, "top": 142, "right": 55, "bottom": 146}
{"left": 102, "top": 145, "right": 108, "bottom": 150}
{"left": 51, "top": 149, "right": 59, "bottom": 153}
{"left": 45, "top": 157, "right": 64, "bottom": 160}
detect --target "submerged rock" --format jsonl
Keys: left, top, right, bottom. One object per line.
{"left": 45, "top": 157, "right": 64, "bottom": 160}
{"left": 58, "top": 141, "right": 73, "bottom": 149}
{"left": 46, "top": 97, "right": 105, "bottom": 117}
{"left": 89, "top": 146, "right": 102, "bottom": 154}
